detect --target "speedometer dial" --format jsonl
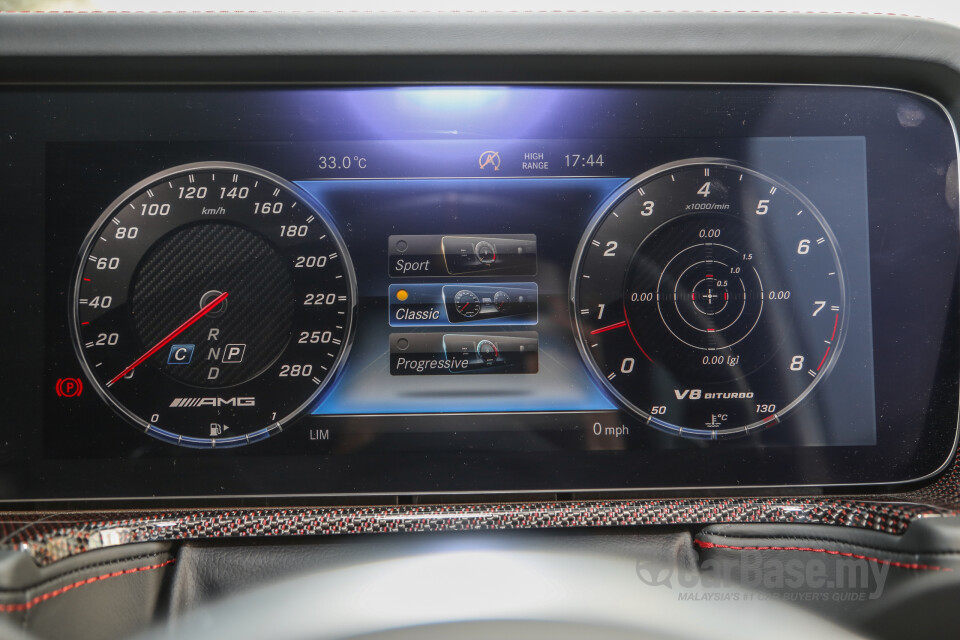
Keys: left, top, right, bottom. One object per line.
{"left": 572, "top": 159, "right": 846, "bottom": 439}
{"left": 71, "top": 162, "right": 355, "bottom": 448}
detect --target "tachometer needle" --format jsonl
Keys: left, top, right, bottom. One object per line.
{"left": 590, "top": 320, "right": 627, "bottom": 335}
{"left": 107, "top": 291, "right": 229, "bottom": 387}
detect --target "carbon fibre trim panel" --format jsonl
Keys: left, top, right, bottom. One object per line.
{"left": 0, "top": 495, "right": 955, "bottom": 566}
{"left": 5, "top": 443, "right": 960, "bottom": 566}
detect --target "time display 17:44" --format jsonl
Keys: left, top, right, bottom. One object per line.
{"left": 564, "top": 154, "right": 605, "bottom": 168}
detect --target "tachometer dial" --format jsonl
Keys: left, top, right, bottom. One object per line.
{"left": 71, "top": 162, "right": 356, "bottom": 448}
{"left": 571, "top": 159, "right": 846, "bottom": 439}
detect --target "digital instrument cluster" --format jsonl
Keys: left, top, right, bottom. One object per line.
{"left": 1, "top": 84, "right": 958, "bottom": 500}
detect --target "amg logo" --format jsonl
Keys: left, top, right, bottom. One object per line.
{"left": 170, "top": 397, "right": 256, "bottom": 408}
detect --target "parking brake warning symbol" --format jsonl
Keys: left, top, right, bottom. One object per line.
{"left": 55, "top": 377, "right": 83, "bottom": 398}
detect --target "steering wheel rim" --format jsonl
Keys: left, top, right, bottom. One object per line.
{"left": 140, "top": 548, "right": 862, "bottom": 640}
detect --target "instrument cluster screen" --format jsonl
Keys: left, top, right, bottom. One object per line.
{"left": 0, "top": 85, "right": 957, "bottom": 500}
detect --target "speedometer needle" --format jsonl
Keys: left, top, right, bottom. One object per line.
{"left": 107, "top": 291, "right": 229, "bottom": 387}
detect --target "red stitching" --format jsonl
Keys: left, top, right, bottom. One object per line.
{"left": 694, "top": 539, "right": 954, "bottom": 572}
{"left": 0, "top": 558, "right": 175, "bottom": 613}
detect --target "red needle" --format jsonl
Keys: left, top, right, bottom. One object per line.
{"left": 590, "top": 320, "right": 627, "bottom": 335}
{"left": 107, "top": 291, "right": 229, "bottom": 387}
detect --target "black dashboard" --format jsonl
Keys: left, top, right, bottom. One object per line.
{"left": 1, "top": 14, "right": 960, "bottom": 504}
{"left": 0, "top": 82, "right": 957, "bottom": 501}
{"left": 3, "top": 13, "right": 960, "bottom": 640}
